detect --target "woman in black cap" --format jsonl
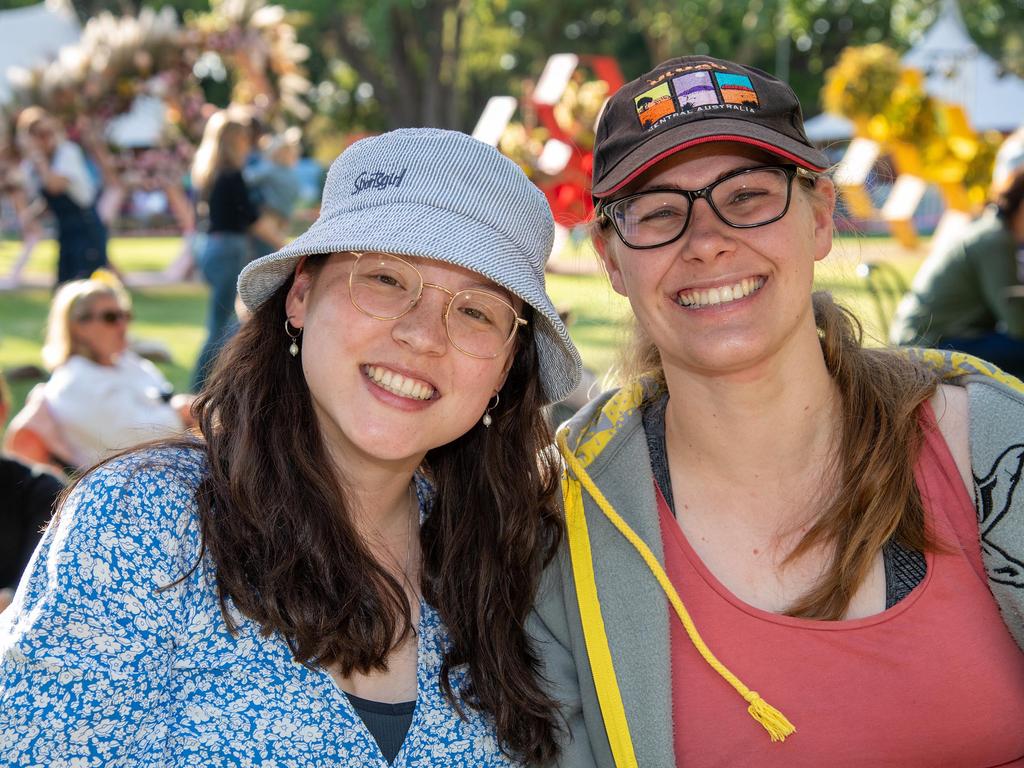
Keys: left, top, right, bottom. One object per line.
{"left": 532, "top": 56, "right": 1024, "bottom": 766}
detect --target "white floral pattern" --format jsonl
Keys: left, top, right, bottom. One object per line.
{"left": 0, "top": 448, "right": 522, "bottom": 767}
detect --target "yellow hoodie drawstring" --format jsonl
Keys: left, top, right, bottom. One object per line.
{"left": 558, "top": 432, "right": 796, "bottom": 746}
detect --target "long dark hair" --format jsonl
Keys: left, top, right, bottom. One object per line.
{"left": 192, "top": 259, "right": 564, "bottom": 763}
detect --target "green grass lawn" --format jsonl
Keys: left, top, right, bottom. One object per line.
{"left": 0, "top": 235, "right": 927, "bottom": 429}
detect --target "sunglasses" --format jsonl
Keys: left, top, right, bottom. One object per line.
{"left": 79, "top": 309, "right": 132, "bottom": 325}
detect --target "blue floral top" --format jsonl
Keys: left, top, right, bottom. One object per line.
{"left": 0, "top": 447, "right": 521, "bottom": 767}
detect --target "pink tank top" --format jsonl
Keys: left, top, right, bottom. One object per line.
{"left": 661, "top": 405, "right": 1024, "bottom": 766}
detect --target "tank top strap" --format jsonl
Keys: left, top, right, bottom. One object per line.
{"left": 914, "top": 402, "right": 986, "bottom": 585}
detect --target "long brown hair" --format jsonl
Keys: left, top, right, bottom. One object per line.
{"left": 606, "top": 203, "right": 941, "bottom": 622}
{"left": 190, "top": 108, "right": 251, "bottom": 198}
{"left": 191, "top": 260, "right": 564, "bottom": 762}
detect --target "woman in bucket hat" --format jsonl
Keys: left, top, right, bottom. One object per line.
{"left": 530, "top": 56, "right": 1024, "bottom": 766}
{"left": 0, "top": 128, "right": 582, "bottom": 767}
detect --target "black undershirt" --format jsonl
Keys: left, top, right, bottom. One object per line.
{"left": 639, "top": 392, "right": 926, "bottom": 609}
{"left": 345, "top": 692, "right": 416, "bottom": 765}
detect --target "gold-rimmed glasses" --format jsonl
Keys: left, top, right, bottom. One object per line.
{"left": 347, "top": 252, "right": 527, "bottom": 359}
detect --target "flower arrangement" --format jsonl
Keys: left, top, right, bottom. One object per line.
{"left": 823, "top": 43, "right": 1000, "bottom": 211}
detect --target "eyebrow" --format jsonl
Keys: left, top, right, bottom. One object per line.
{"left": 402, "top": 254, "right": 515, "bottom": 300}
{"left": 631, "top": 162, "right": 773, "bottom": 195}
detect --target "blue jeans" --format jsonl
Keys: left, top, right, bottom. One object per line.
{"left": 191, "top": 233, "right": 252, "bottom": 391}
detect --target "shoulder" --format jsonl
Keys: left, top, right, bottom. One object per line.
{"left": 44, "top": 356, "right": 95, "bottom": 395}
{"left": 929, "top": 384, "right": 971, "bottom": 492}
{"left": 913, "top": 347, "right": 1024, "bottom": 477}
{"left": 559, "top": 379, "right": 653, "bottom": 473}
{"left": 52, "top": 140, "right": 86, "bottom": 166}
{"left": 960, "top": 212, "right": 1013, "bottom": 255}
{"left": 119, "top": 350, "right": 169, "bottom": 382}
{"left": 212, "top": 169, "right": 243, "bottom": 191}
{"left": 64, "top": 445, "right": 207, "bottom": 545}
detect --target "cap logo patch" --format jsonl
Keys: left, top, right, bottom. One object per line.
{"left": 673, "top": 71, "right": 720, "bottom": 110}
{"left": 633, "top": 67, "right": 761, "bottom": 131}
{"left": 634, "top": 83, "right": 676, "bottom": 128}
{"left": 714, "top": 73, "right": 759, "bottom": 106}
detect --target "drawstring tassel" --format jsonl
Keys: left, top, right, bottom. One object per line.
{"left": 744, "top": 691, "right": 796, "bottom": 742}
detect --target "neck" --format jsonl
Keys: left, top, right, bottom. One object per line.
{"left": 324, "top": 442, "right": 421, "bottom": 537}
{"left": 662, "top": 330, "right": 840, "bottom": 488}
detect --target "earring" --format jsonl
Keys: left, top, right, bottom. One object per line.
{"left": 482, "top": 393, "right": 499, "bottom": 428}
{"left": 285, "top": 318, "right": 302, "bottom": 357}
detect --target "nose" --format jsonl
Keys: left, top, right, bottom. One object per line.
{"left": 390, "top": 288, "right": 449, "bottom": 355}
{"left": 676, "top": 196, "right": 735, "bottom": 263}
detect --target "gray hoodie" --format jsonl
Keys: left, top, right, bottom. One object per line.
{"left": 529, "top": 349, "right": 1024, "bottom": 767}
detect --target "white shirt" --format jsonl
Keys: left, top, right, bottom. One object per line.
{"left": 24, "top": 140, "right": 97, "bottom": 209}
{"left": 43, "top": 351, "right": 184, "bottom": 468}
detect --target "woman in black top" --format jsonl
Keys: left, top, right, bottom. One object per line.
{"left": 0, "top": 373, "right": 63, "bottom": 611}
{"left": 190, "top": 108, "right": 285, "bottom": 391}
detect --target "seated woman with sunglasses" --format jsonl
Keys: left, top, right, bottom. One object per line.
{"left": 0, "top": 129, "right": 582, "bottom": 767}
{"left": 531, "top": 56, "right": 1024, "bottom": 766}
{"left": 4, "top": 274, "right": 192, "bottom": 474}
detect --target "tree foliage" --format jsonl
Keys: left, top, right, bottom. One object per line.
{"left": 4, "top": 0, "right": 1022, "bottom": 132}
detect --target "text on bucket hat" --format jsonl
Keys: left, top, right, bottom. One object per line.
{"left": 237, "top": 128, "right": 582, "bottom": 404}
{"left": 591, "top": 56, "right": 830, "bottom": 199}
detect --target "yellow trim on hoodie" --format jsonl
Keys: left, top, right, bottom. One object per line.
{"left": 557, "top": 350, "right": 1021, "bottom": 761}
{"left": 556, "top": 383, "right": 796, "bottom": 758}
{"left": 562, "top": 467, "right": 639, "bottom": 768}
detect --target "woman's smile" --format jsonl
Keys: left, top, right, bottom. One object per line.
{"left": 361, "top": 364, "right": 439, "bottom": 402}
{"left": 675, "top": 275, "right": 767, "bottom": 310}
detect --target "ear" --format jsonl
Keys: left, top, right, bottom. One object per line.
{"left": 809, "top": 177, "right": 836, "bottom": 263}
{"left": 284, "top": 256, "right": 314, "bottom": 327}
{"left": 594, "top": 231, "right": 628, "bottom": 296}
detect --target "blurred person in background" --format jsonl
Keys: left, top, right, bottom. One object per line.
{"left": 190, "top": 108, "right": 286, "bottom": 391}
{"left": 3, "top": 273, "right": 193, "bottom": 473}
{"left": 0, "top": 118, "right": 44, "bottom": 288}
{"left": 246, "top": 126, "right": 302, "bottom": 258}
{"left": 15, "top": 106, "right": 108, "bottom": 286}
{"left": 889, "top": 154, "right": 1024, "bottom": 376}
{"left": 0, "top": 371, "right": 63, "bottom": 613}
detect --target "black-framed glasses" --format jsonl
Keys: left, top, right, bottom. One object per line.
{"left": 347, "top": 252, "right": 528, "bottom": 359}
{"left": 597, "top": 164, "right": 810, "bottom": 250}
{"left": 79, "top": 309, "right": 132, "bottom": 325}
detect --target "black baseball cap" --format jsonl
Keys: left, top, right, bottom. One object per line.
{"left": 592, "top": 56, "right": 830, "bottom": 199}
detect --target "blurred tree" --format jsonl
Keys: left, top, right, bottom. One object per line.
{"left": 284, "top": 0, "right": 523, "bottom": 130}
{"left": 5, "top": 0, "right": 1022, "bottom": 129}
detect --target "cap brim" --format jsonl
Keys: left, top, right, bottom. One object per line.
{"left": 593, "top": 118, "right": 830, "bottom": 198}
{"left": 237, "top": 202, "right": 583, "bottom": 404}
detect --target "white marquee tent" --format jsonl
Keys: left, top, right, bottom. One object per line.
{"left": 1, "top": 0, "right": 166, "bottom": 146}
{"left": 0, "top": 0, "right": 80, "bottom": 104}
{"left": 805, "top": 0, "right": 1024, "bottom": 141}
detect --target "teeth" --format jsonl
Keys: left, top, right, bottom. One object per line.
{"left": 364, "top": 365, "right": 435, "bottom": 400}
{"left": 677, "top": 277, "right": 765, "bottom": 308}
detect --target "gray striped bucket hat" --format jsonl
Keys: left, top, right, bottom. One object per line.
{"left": 237, "top": 127, "right": 582, "bottom": 404}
